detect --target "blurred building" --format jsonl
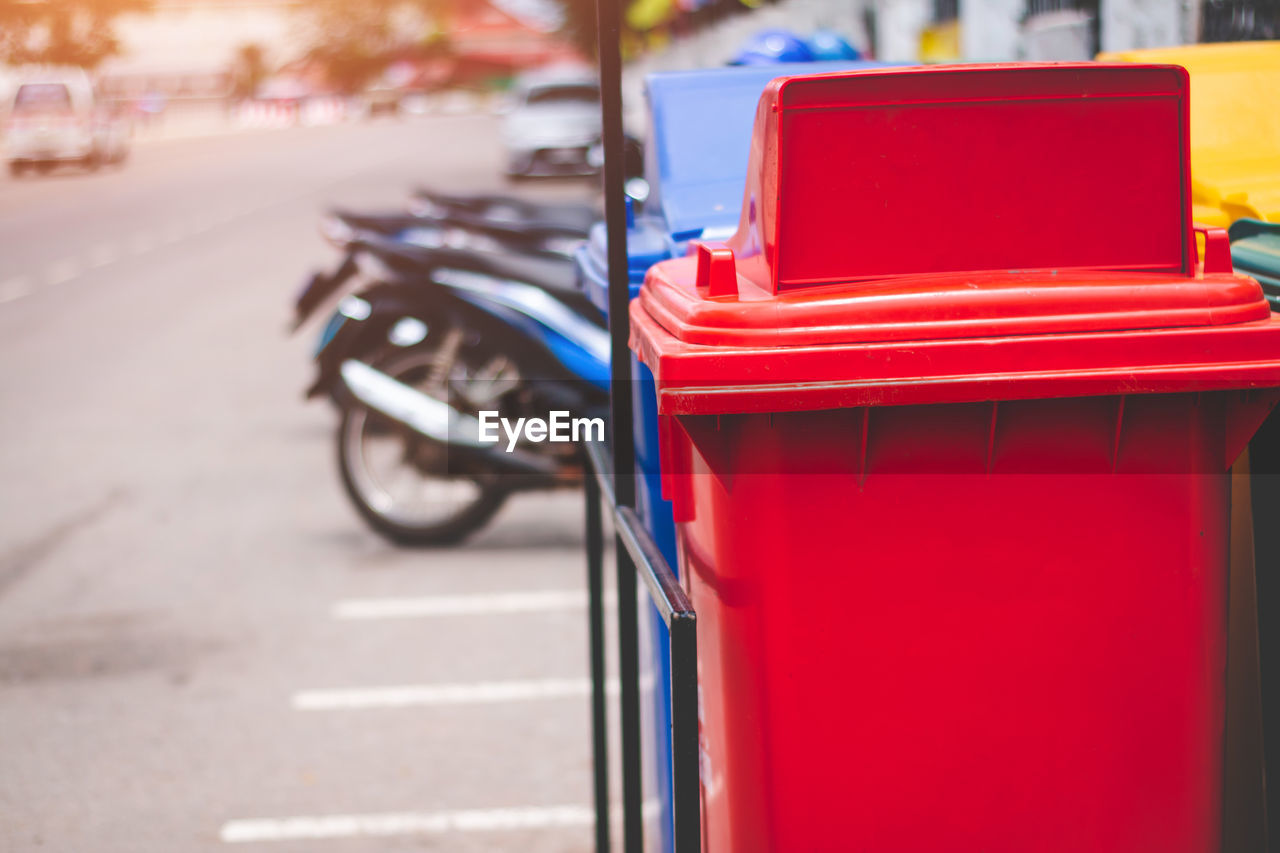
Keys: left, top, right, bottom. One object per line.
{"left": 622, "top": 0, "right": 1275, "bottom": 67}
{"left": 58, "top": 0, "right": 1280, "bottom": 102}
{"left": 95, "top": 0, "right": 582, "bottom": 99}
{"left": 440, "top": 0, "right": 585, "bottom": 86}
{"left": 96, "top": 0, "right": 305, "bottom": 99}
{"left": 874, "top": 0, "right": 1278, "bottom": 63}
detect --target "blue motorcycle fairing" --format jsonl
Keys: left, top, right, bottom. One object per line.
{"left": 432, "top": 268, "right": 610, "bottom": 390}
{"left": 314, "top": 312, "right": 347, "bottom": 357}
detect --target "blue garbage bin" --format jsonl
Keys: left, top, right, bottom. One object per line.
{"left": 576, "top": 59, "right": 885, "bottom": 852}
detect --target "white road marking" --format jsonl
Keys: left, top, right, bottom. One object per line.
{"left": 220, "top": 804, "right": 595, "bottom": 842}
{"left": 293, "top": 677, "right": 617, "bottom": 711}
{"left": 293, "top": 674, "right": 653, "bottom": 711}
{"left": 129, "top": 231, "right": 156, "bottom": 255}
{"left": 332, "top": 589, "right": 615, "bottom": 620}
{"left": 0, "top": 276, "right": 33, "bottom": 304}
{"left": 220, "top": 801, "right": 659, "bottom": 843}
{"left": 43, "top": 258, "right": 81, "bottom": 286}
{"left": 86, "top": 243, "right": 119, "bottom": 268}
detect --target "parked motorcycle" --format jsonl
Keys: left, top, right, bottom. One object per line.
{"left": 321, "top": 209, "right": 587, "bottom": 259}
{"left": 294, "top": 219, "right": 579, "bottom": 332}
{"left": 294, "top": 186, "right": 586, "bottom": 332}
{"left": 305, "top": 229, "right": 609, "bottom": 545}
{"left": 408, "top": 187, "right": 600, "bottom": 234}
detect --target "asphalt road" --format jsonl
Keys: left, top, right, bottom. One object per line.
{"left": 0, "top": 116, "right": 616, "bottom": 851}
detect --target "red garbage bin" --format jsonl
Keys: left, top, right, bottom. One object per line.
{"left": 629, "top": 63, "right": 1280, "bottom": 852}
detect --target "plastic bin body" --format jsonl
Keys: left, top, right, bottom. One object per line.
{"left": 1098, "top": 42, "right": 1280, "bottom": 226}
{"left": 575, "top": 60, "right": 882, "bottom": 852}
{"left": 630, "top": 64, "right": 1280, "bottom": 850}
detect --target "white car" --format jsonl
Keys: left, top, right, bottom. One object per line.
{"left": 5, "top": 67, "right": 129, "bottom": 176}
{"left": 500, "top": 69, "right": 601, "bottom": 178}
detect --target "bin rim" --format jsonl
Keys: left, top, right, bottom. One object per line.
{"left": 629, "top": 294, "right": 1280, "bottom": 416}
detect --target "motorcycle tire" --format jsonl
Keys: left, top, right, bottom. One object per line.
{"left": 337, "top": 404, "right": 509, "bottom": 546}
{"left": 335, "top": 338, "right": 518, "bottom": 546}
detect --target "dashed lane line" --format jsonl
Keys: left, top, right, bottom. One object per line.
{"left": 160, "top": 222, "right": 187, "bottom": 243}
{"left": 0, "top": 276, "right": 33, "bottom": 304}
{"left": 220, "top": 801, "right": 659, "bottom": 843}
{"left": 220, "top": 804, "right": 596, "bottom": 842}
{"left": 2, "top": 214, "right": 228, "bottom": 306}
{"left": 331, "top": 589, "right": 616, "bottom": 620}
{"left": 292, "top": 677, "right": 619, "bottom": 711}
{"left": 86, "top": 242, "right": 120, "bottom": 268}
{"left": 128, "top": 230, "right": 157, "bottom": 255}
{"left": 43, "top": 258, "right": 82, "bottom": 286}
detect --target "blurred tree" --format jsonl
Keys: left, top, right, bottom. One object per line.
{"left": 300, "top": 0, "right": 451, "bottom": 93}
{"left": 0, "top": 0, "right": 152, "bottom": 69}
{"left": 230, "top": 42, "right": 268, "bottom": 99}
{"left": 554, "top": 0, "right": 786, "bottom": 58}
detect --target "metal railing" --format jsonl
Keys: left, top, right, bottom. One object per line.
{"left": 583, "top": 441, "right": 701, "bottom": 853}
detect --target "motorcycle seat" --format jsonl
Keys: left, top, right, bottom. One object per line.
{"left": 414, "top": 189, "right": 599, "bottom": 234}
{"left": 355, "top": 236, "right": 601, "bottom": 323}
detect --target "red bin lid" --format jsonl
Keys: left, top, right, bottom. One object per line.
{"left": 630, "top": 63, "right": 1280, "bottom": 416}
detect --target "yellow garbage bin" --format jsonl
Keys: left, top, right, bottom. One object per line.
{"left": 1099, "top": 42, "right": 1280, "bottom": 226}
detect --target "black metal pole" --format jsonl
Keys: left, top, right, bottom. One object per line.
{"left": 614, "top": 506, "right": 701, "bottom": 852}
{"left": 669, "top": 611, "right": 701, "bottom": 852}
{"left": 1250, "top": 421, "right": 1279, "bottom": 848}
{"left": 614, "top": 548, "right": 644, "bottom": 852}
{"left": 595, "top": 8, "right": 636, "bottom": 497}
{"left": 584, "top": 465, "right": 611, "bottom": 853}
{"left": 594, "top": 0, "right": 642, "bottom": 849}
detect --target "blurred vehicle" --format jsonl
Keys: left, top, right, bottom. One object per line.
{"left": 399, "top": 93, "right": 433, "bottom": 116}
{"left": 5, "top": 67, "right": 129, "bottom": 176}
{"left": 296, "top": 212, "right": 580, "bottom": 331}
{"left": 290, "top": 187, "right": 629, "bottom": 543}
{"left": 295, "top": 189, "right": 598, "bottom": 329}
{"left": 500, "top": 68, "right": 602, "bottom": 178}
{"left": 729, "top": 29, "right": 817, "bottom": 65}
{"left": 364, "top": 87, "right": 401, "bottom": 118}
{"left": 409, "top": 187, "right": 599, "bottom": 233}
{"left": 304, "top": 229, "right": 608, "bottom": 545}
{"left": 585, "top": 132, "right": 648, "bottom": 201}
{"left": 320, "top": 208, "right": 583, "bottom": 258}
